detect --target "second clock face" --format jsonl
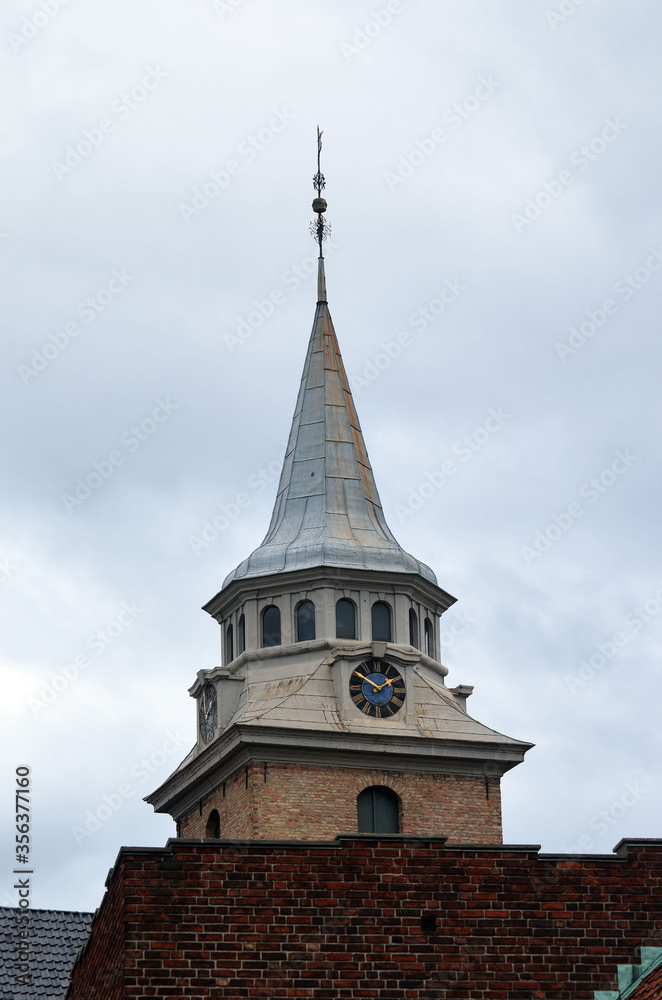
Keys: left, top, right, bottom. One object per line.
{"left": 349, "top": 660, "right": 406, "bottom": 718}
{"left": 199, "top": 683, "right": 217, "bottom": 744}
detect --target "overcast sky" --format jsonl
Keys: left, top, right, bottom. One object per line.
{"left": 2, "top": 0, "right": 661, "bottom": 914}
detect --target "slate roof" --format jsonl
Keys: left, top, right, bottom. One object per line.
{"left": 223, "top": 258, "right": 437, "bottom": 587}
{"left": 0, "top": 907, "right": 92, "bottom": 999}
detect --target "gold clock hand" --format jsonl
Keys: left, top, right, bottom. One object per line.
{"left": 355, "top": 672, "right": 381, "bottom": 690}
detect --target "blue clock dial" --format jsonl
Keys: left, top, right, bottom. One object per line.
{"left": 362, "top": 672, "right": 393, "bottom": 705}
{"left": 349, "top": 660, "right": 406, "bottom": 718}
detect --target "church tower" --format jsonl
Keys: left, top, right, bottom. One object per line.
{"left": 147, "top": 133, "right": 531, "bottom": 842}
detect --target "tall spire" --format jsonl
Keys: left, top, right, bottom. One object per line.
{"left": 222, "top": 130, "right": 436, "bottom": 587}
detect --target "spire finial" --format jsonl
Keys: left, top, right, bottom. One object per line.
{"left": 310, "top": 125, "right": 331, "bottom": 260}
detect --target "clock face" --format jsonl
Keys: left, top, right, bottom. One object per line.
{"left": 199, "top": 683, "right": 217, "bottom": 744}
{"left": 349, "top": 660, "right": 406, "bottom": 718}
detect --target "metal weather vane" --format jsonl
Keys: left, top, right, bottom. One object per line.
{"left": 310, "top": 125, "right": 331, "bottom": 257}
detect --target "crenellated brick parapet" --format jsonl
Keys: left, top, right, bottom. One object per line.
{"left": 67, "top": 837, "right": 662, "bottom": 1000}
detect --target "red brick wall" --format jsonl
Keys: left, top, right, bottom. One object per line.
{"left": 67, "top": 838, "right": 662, "bottom": 1000}
{"left": 65, "top": 863, "right": 125, "bottom": 999}
{"left": 178, "top": 761, "right": 502, "bottom": 842}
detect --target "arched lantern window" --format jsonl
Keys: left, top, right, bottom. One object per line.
{"left": 371, "top": 601, "right": 392, "bottom": 642}
{"left": 262, "top": 606, "right": 281, "bottom": 647}
{"left": 409, "top": 609, "right": 419, "bottom": 649}
{"left": 336, "top": 599, "right": 357, "bottom": 639}
{"left": 424, "top": 618, "right": 434, "bottom": 657}
{"left": 296, "top": 600, "right": 316, "bottom": 642}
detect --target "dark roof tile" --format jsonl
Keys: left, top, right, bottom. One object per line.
{"left": 0, "top": 907, "right": 93, "bottom": 999}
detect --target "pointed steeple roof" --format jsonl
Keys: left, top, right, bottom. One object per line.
{"left": 223, "top": 258, "right": 436, "bottom": 587}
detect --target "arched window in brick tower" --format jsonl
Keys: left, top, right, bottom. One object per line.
{"left": 357, "top": 786, "right": 400, "bottom": 833}
{"left": 205, "top": 809, "right": 220, "bottom": 838}
{"left": 262, "top": 605, "right": 281, "bottom": 647}
{"left": 296, "top": 600, "right": 316, "bottom": 642}
{"left": 371, "top": 601, "right": 392, "bottom": 642}
{"left": 336, "top": 598, "right": 356, "bottom": 639}
{"left": 225, "top": 623, "right": 234, "bottom": 663}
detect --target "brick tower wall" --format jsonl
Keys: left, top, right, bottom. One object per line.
{"left": 178, "top": 761, "right": 503, "bottom": 842}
